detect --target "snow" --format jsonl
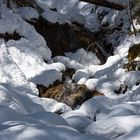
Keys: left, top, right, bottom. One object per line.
{"left": 0, "top": 44, "right": 44, "bottom": 114}
{"left": 16, "top": 7, "right": 39, "bottom": 21}
{"left": 117, "top": 126, "right": 140, "bottom": 140}
{"left": 36, "top": 0, "right": 101, "bottom": 31}
{"left": 27, "top": 111, "right": 69, "bottom": 126}
{"left": 53, "top": 48, "right": 100, "bottom": 72}
{"left": 65, "top": 48, "right": 101, "bottom": 66}
{"left": 7, "top": 39, "right": 62, "bottom": 87}
{"left": 40, "top": 98, "right": 72, "bottom": 113}
{"left": 53, "top": 56, "right": 84, "bottom": 70}
{"left": 50, "top": 62, "right": 66, "bottom": 72}
{"left": 0, "top": 6, "right": 51, "bottom": 61}
{"left": 0, "top": 122, "right": 79, "bottom": 140}
{"left": 65, "top": 116, "right": 93, "bottom": 132}
{"left": 36, "top": 0, "right": 86, "bottom": 24}
{"left": 73, "top": 69, "right": 90, "bottom": 83}
{"left": 0, "top": 0, "right": 140, "bottom": 140}
{"left": 86, "top": 115, "right": 140, "bottom": 139}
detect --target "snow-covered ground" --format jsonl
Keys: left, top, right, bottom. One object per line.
{"left": 0, "top": 0, "right": 140, "bottom": 140}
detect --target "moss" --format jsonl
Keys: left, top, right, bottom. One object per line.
{"left": 128, "top": 43, "right": 140, "bottom": 62}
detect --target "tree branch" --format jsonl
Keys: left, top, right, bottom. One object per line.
{"left": 79, "top": 0, "right": 127, "bottom": 10}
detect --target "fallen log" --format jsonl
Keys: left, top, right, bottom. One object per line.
{"left": 79, "top": 0, "right": 127, "bottom": 10}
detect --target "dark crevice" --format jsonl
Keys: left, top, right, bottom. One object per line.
{"left": 27, "top": 16, "right": 113, "bottom": 64}
{"left": 0, "top": 31, "right": 23, "bottom": 42}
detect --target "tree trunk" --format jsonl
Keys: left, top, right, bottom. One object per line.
{"left": 79, "top": 0, "right": 127, "bottom": 10}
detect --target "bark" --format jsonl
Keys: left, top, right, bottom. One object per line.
{"left": 79, "top": 0, "right": 127, "bottom": 10}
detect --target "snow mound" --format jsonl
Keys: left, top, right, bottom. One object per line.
{"left": 0, "top": 7, "right": 51, "bottom": 61}
{"left": 27, "top": 111, "right": 69, "bottom": 126}
{"left": 86, "top": 115, "right": 140, "bottom": 139}
{"left": 65, "top": 116, "right": 93, "bottom": 132}
{"left": 16, "top": 7, "right": 39, "bottom": 20}
{"left": 7, "top": 39, "right": 62, "bottom": 87}
{"left": 65, "top": 48, "right": 100, "bottom": 66}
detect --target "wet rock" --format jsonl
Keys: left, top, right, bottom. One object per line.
{"left": 39, "top": 83, "right": 104, "bottom": 109}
